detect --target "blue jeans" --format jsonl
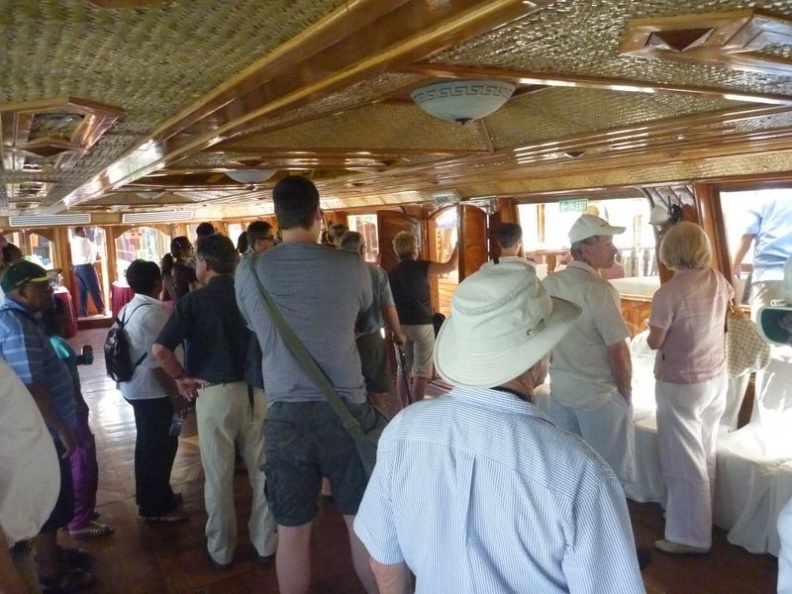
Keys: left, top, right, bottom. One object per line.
{"left": 74, "top": 263, "right": 105, "bottom": 316}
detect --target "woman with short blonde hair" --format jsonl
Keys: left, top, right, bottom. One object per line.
{"left": 647, "top": 221, "right": 733, "bottom": 555}
{"left": 660, "top": 221, "right": 712, "bottom": 271}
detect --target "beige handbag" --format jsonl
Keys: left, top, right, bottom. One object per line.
{"left": 726, "top": 301, "right": 771, "bottom": 378}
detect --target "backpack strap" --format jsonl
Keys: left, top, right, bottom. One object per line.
{"left": 118, "top": 302, "right": 152, "bottom": 368}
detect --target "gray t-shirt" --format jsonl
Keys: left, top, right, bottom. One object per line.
{"left": 356, "top": 263, "right": 394, "bottom": 337}
{"left": 235, "top": 242, "right": 373, "bottom": 405}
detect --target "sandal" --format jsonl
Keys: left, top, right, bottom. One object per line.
{"left": 40, "top": 567, "right": 95, "bottom": 593}
{"left": 69, "top": 520, "right": 114, "bottom": 539}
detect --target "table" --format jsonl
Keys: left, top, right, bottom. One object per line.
{"left": 53, "top": 287, "right": 78, "bottom": 338}
{"left": 111, "top": 281, "right": 135, "bottom": 319}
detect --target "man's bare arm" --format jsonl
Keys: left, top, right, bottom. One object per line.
{"left": 370, "top": 558, "right": 411, "bottom": 594}
{"left": 428, "top": 243, "right": 459, "bottom": 276}
{"left": 151, "top": 344, "right": 202, "bottom": 401}
{"left": 731, "top": 234, "right": 755, "bottom": 279}
{"left": 382, "top": 304, "right": 407, "bottom": 346}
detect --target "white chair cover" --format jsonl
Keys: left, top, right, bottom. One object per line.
{"left": 712, "top": 345, "right": 792, "bottom": 554}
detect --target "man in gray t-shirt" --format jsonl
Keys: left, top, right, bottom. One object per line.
{"left": 235, "top": 176, "right": 377, "bottom": 594}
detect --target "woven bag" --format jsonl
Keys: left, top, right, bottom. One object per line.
{"left": 726, "top": 302, "right": 771, "bottom": 378}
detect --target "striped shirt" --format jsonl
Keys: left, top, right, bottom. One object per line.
{"left": 354, "top": 387, "right": 644, "bottom": 594}
{"left": 0, "top": 297, "right": 77, "bottom": 438}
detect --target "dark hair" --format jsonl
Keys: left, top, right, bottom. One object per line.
{"left": 273, "top": 176, "right": 320, "bottom": 230}
{"left": 340, "top": 231, "right": 363, "bottom": 253}
{"left": 126, "top": 259, "right": 162, "bottom": 295}
{"left": 496, "top": 222, "right": 523, "bottom": 249}
{"left": 237, "top": 231, "right": 249, "bottom": 254}
{"left": 195, "top": 222, "right": 216, "bottom": 238}
{"left": 170, "top": 236, "right": 191, "bottom": 256}
{"left": 160, "top": 253, "right": 175, "bottom": 276}
{"left": 1, "top": 243, "right": 22, "bottom": 264}
{"left": 327, "top": 223, "right": 348, "bottom": 244}
{"left": 196, "top": 234, "right": 238, "bottom": 275}
{"left": 247, "top": 220, "right": 273, "bottom": 246}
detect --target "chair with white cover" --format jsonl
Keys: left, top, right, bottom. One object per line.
{"left": 713, "top": 345, "right": 792, "bottom": 554}
{"left": 625, "top": 330, "right": 752, "bottom": 506}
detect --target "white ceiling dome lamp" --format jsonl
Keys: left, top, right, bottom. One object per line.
{"left": 225, "top": 169, "right": 276, "bottom": 187}
{"left": 410, "top": 80, "right": 517, "bottom": 124}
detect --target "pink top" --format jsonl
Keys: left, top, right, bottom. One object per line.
{"left": 649, "top": 268, "right": 734, "bottom": 384}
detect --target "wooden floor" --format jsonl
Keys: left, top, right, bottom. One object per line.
{"left": 63, "top": 328, "right": 779, "bottom": 593}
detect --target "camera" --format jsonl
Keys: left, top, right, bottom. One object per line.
{"left": 78, "top": 345, "right": 94, "bottom": 366}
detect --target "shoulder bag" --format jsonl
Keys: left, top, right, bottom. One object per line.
{"left": 247, "top": 255, "right": 388, "bottom": 478}
{"left": 726, "top": 300, "right": 771, "bottom": 378}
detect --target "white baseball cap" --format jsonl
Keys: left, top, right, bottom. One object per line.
{"left": 568, "top": 214, "right": 625, "bottom": 244}
{"left": 434, "top": 259, "right": 580, "bottom": 388}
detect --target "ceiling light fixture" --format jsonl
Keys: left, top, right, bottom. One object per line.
{"left": 135, "top": 191, "right": 166, "bottom": 200}
{"left": 225, "top": 169, "right": 276, "bottom": 185}
{"left": 410, "top": 80, "right": 516, "bottom": 124}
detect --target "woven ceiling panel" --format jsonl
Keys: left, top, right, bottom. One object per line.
{"left": 732, "top": 111, "right": 792, "bottom": 133}
{"left": 487, "top": 88, "right": 742, "bottom": 148}
{"left": 436, "top": 0, "right": 792, "bottom": 95}
{"left": 229, "top": 103, "right": 491, "bottom": 152}
{"left": 0, "top": 0, "right": 345, "bottom": 199}
{"left": 232, "top": 73, "right": 426, "bottom": 138}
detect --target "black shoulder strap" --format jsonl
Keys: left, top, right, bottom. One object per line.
{"left": 118, "top": 302, "right": 152, "bottom": 368}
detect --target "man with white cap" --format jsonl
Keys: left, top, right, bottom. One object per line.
{"left": 542, "top": 214, "right": 635, "bottom": 486}
{"left": 354, "top": 258, "right": 644, "bottom": 594}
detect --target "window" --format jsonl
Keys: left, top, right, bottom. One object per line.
{"left": 115, "top": 227, "right": 169, "bottom": 281}
{"left": 6, "top": 230, "right": 56, "bottom": 270}
{"left": 720, "top": 188, "right": 792, "bottom": 305}
{"left": 517, "top": 197, "right": 657, "bottom": 279}
{"left": 348, "top": 214, "right": 379, "bottom": 262}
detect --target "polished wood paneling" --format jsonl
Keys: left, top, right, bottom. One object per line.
{"left": 376, "top": 209, "right": 420, "bottom": 273}
{"left": 459, "top": 204, "right": 487, "bottom": 281}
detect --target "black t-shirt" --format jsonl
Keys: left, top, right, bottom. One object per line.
{"left": 388, "top": 259, "right": 433, "bottom": 325}
{"left": 155, "top": 275, "right": 248, "bottom": 383}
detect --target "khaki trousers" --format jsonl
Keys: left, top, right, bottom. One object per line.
{"left": 196, "top": 382, "right": 276, "bottom": 564}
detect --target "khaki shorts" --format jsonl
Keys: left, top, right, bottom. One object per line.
{"left": 401, "top": 324, "right": 435, "bottom": 379}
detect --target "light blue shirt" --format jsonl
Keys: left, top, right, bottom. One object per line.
{"left": 745, "top": 198, "right": 792, "bottom": 282}
{"left": 354, "top": 387, "right": 644, "bottom": 594}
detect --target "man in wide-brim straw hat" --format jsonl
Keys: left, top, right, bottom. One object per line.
{"left": 354, "top": 258, "right": 645, "bottom": 594}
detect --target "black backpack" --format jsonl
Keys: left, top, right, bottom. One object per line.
{"left": 104, "top": 303, "right": 150, "bottom": 382}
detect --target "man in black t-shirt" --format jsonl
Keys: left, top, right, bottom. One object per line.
{"left": 388, "top": 231, "right": 457, "bottom": 405}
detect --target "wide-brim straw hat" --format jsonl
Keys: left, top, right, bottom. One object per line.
{"left": 434, "top": 259, "right": 580, "bottom": 388}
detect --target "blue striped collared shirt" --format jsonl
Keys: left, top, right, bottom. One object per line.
{"left": 0, "top": 297, "right": 77, "bottom": 438}
{"left": 354, "top": 386, "right": 645, "bottom": 594}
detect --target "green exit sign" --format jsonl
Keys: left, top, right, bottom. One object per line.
{"left": 559, "top": 198, "right": 589, "bottom": 213}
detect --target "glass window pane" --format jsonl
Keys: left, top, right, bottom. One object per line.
{"left": 115, "top": 227, "right": 170, "bottom": 281}
{"left": 348, "top": 214, "right": 380, "bottom": 263}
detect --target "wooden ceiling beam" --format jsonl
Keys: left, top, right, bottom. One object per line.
{"left": 52, "top": 0, "right": 551, "bottom": 213}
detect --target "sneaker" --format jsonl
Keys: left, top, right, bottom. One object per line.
{"left": 40, "top": 567, "right": 95, "bottom": 593}
{"left": 69, "top": 520, "right": 114, "bottom": 539}
{"left": 653, "top": 539, "right": 710, "bottom": 555}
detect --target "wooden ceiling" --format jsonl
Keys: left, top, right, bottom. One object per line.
{"left": 3, "top": 0, "right": 792, "bottom": 221}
